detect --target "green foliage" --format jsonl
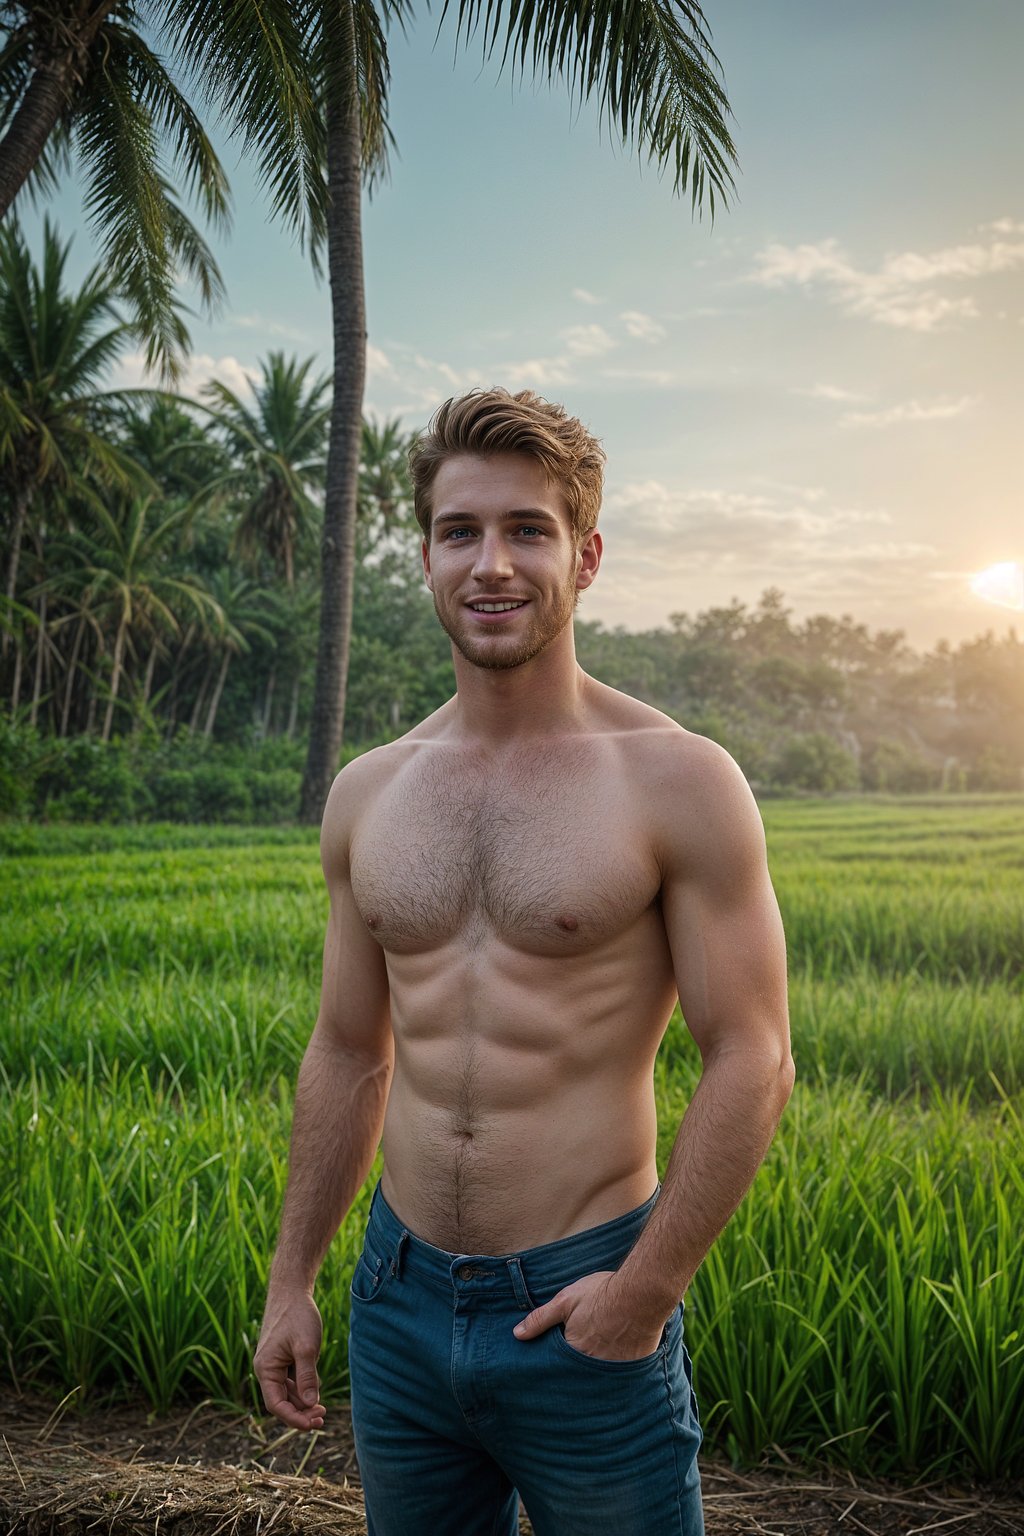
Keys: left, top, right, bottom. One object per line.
{"left": 770, "top": 732, "right": 860, "bottom": 793}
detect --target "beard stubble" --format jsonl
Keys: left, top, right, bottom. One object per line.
{"left": 433, "top": 568, "right": 580, "bottom": 672}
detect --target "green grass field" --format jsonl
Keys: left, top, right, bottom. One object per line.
{"left": 2, "top": 796, "right": 1022, "bottom": 1480}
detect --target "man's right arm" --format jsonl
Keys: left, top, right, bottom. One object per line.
{"left": 254, "top": 762, "right": 393, "bottom": 1430}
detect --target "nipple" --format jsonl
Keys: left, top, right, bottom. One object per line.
{"left": 556, "top": 914, "right": 579, "bottom": 932}
{"left": 366, "top": 913, "right": 380, "bottom": 929}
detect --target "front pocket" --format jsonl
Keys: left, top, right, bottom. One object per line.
{"left": 551, "top": 1321, "right": 667, "bottom": 1374}
{"left": 349, "top": 1248, "right": 395, "bottom": 1305}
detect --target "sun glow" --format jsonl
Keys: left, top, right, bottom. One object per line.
{"left": 969, "top": 561, "right": 1024, "bottom": 612}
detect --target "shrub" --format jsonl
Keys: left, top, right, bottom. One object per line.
{"left": 190, "top": 765, "right": 253, "bottom": 823}
{"left": 249, "top": 769, "right": 301, "bottom": 824}
{"left": 147, "top": 769, "right": 198, "bottom": 822}
{"left": 771, "top": 732, "right": 860, "bottom": 793}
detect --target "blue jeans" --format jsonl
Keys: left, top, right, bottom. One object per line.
{"left": 348, "top": 1182, "right": 704, "bottom": 1535}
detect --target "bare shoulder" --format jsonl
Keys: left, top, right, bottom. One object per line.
{"left": 319, "top": 701, "right": 458, "bottom": 882}
{"left": 588, "top": 680, "right": 766, "bottom": 884}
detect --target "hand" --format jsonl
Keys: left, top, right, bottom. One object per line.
{"left": 512, "top": 1270, "right": 666, "bottom": 1362}
{"left": 254, "top": 1287, "right": 326, "bottom": 1431}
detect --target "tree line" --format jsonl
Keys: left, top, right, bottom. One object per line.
{"left": 1, "top": 216, "right": 1020, "bottom": 820}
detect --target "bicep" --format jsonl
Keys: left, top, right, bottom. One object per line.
{"left": 660, "top": 744, "right": 789, "bottom": 1064}
{"left": 312, "top": 771, "right": 393, "bottom": 1065}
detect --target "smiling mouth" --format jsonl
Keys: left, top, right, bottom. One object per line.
{"left": 467, "top": 600, "right": 528, "bottom": 613}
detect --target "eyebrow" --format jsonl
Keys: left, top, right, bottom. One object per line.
{"left": 432, "top": 507, "right": 561, "bottom": 528}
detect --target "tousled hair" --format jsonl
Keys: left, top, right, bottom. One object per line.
{"left": 409, "top": 387, "right": 605, "bottom": 542}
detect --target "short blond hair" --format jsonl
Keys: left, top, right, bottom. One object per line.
{"left": 409, "top": 387, "right": 605, "bottom": 542}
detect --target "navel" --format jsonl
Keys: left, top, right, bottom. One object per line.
{"left": 556, "top": 914, "right": 579, "bottom": 932}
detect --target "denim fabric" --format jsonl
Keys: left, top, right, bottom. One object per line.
{"left": 348, "top": 1181, "right": 703, "bottom": 1536}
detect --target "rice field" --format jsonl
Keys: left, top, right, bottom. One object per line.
{"left": 1, "top": 796, "right": 1022, "bottom": 1480}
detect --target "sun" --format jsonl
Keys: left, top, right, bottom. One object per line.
{"left": 969, "top": 561, "right": 1024, "bottom": 612}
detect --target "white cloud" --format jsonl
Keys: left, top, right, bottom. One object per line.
{"left": 591, "top": 477, "right": 948, "bottom": 634}
{"left": 840, "top": 395, "right": 974, "bottom": 429}
{"left": 111, "top": 349, "right": 260, "bottom": 400}
{"left": 572, "top": 287, "right": 605, "bottom": 305}
{"left": 620, "top": 310, "right": 667, "bottom": 343}
{"left": 233, "top": 312, "right": 310, "bottom": 344}
{"left": 794, "top": 382, "right": 867, "bottom": 402}
{"left": 367, "top": 344, "right": 396, "bottom": 378}
{"left": 500, "top": 356, "right": 577, "bottom": 388}
{"left": 744, "top": 222, "right": 1024, "bottom": 331}
{"left": 560, "top": 324, "right": 616, "bottom": 357}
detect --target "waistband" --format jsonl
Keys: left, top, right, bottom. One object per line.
{"left": 363, "top": 1179, "right": 660, "bottom": 1304}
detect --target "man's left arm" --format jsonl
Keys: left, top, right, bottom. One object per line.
{"left": 514, "top": 736, "right": 793, "bottom": 1358}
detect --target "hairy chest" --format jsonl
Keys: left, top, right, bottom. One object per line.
{"left": 350, "top": 753, "right": 659, "bottom": 955}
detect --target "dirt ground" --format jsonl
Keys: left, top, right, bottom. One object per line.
{"left": 1, "top": 1386, "right": 1022, "bottom": 1535}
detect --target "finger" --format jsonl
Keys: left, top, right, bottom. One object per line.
{"left": 284, "top": 1371, "right": 326, "bottom": 1418}
{"left": 261, "top": 1374, "right": 321, "bottom": 1430}
{"left": 296, "top": 1362, "right": 322, "bottom": 1409}
{"left": 514, "top": 1295, "right": 568, "bottom": 1339}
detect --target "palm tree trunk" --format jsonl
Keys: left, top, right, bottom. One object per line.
{"left": 188, "top": 660, "right": 214, "bottom": 736}
{"left": 286, "top": 672, "right": 300, "bottom": 738}
{"left": 2, "top": 485, "right": 31, "bottom": 660}
{"left": 0, "top": 2, "right": 120, "bottom": 220}
{"left": 102, "top": 615, "right": 129, "bottom": 742}
{"left": 10, "top": 634, "right": 23, "bottom": 712}
{"left": 261, "top": 663, "right": 277, "bottom": 738}
{"left": 60, "top": 617, "right": 86, "bottom": 737}
{"left": 86, "top": 639, "right": 104, "bottom": 735}
{"left": 141, "top": 643, "right": 158, "bottom": 710}
{"left": 29, "top": 588, "right": 47, "bottom": 727}
{"left": 203, "top": 650, "right": 232, "bottom": 737}
{"left": 299, "top": 1, "right": 366, "bottom": 823}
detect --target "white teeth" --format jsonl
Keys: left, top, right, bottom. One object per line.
{"left": 471, "top": 601, "right": 525, "bottom": 612}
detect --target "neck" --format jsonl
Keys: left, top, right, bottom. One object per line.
{"left": 448, "top": 623, "right": 590, "bottom": 745}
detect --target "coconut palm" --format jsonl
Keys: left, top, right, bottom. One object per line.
{"left": 194, "top": 351, "right": 331, "bottom": 592}
{"left": 299, "top": 0, "right": 739, "bottom": 821}
{"left": 191, "top": 569, "right": 274, "bottom": 738}
{"left": 115, "top": 394, "right": 228, "bottom": 502}
{"left": 0, "top": 217, "right": 152, "bottom": 700}
{"left": 70, "top": 494, "right": 219, "bottom": 739}
{"left": 357, "top": 414, "right": 416, "bottom": 552}
{"left": 0, "top": 1, "right": 323, "bottom": 377}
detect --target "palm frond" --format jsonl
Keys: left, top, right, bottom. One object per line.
{"left": 157, "top": 0, "right": 327, "bottom": 255}
{"left": 439, "top": 0, "right": 738, "bottom": 216}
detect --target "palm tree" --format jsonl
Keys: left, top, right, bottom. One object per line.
{"left": 71, "top": 494, "right": 219, "bottom": 739}
{"left": 299, "top": 0, "right": 739, "bottom": 821}
{"left": 115, "top": 394, "right": 228, "bottom": 502}
{"left": 192, "top": 570, "right": 273, "bottom": 739}
{"left": 357, "top": 414, "right": 417, "bottom": 553}
{"left": 0, "top": 1, "right": 323, "bottom": 377}
{"left": 194, "top": 351, "right": 331, "bottom": 591}
{"left": 0, "top": 218, "right": 152, "bottom": 696}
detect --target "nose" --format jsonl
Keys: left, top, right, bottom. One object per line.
{"left": 471, "top": 528, "right": 514, "bottom": 583}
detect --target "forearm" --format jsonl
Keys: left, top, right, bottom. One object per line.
{"left": 613, "top": 1046, "right": 794, "bottom": 1323}
{"left": 268, "top": 1035, "right": 392, "bottom": 1294}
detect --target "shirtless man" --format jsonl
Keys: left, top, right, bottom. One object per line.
{"left": 254, "top": 387, "right": 793, "bottom": 1536}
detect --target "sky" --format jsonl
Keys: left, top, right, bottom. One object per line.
{"left": 25, "top": 0, "right": 1024, "bottom": 650}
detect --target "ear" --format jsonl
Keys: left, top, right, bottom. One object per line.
{"left": 422, "top": 536, "right": 433, "bottom": 592}
{"left": 574, "top": 530, "right": 602, "bottom": 594}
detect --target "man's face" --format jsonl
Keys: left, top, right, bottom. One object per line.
{"left": 422, "top": 453, "right": 601, "bottom": 671}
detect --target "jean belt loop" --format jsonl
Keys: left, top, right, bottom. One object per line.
{"left": 506, "top": 1256, "right": 534, "bottom": 1311}
{"left": 392, "top": 1229, "right": 409, "bottom": 1279}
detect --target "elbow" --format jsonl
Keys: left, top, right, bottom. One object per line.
{"left": 777, "top": 1049, "right": 796, "bottom": 1107}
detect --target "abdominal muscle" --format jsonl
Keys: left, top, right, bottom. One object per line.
{"left": 377, "top": 924, "right": 678, "bottom": 1254}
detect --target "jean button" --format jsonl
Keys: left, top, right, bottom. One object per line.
{"left": 458, "top": 1264, "right": 474, "bottom": 1281}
